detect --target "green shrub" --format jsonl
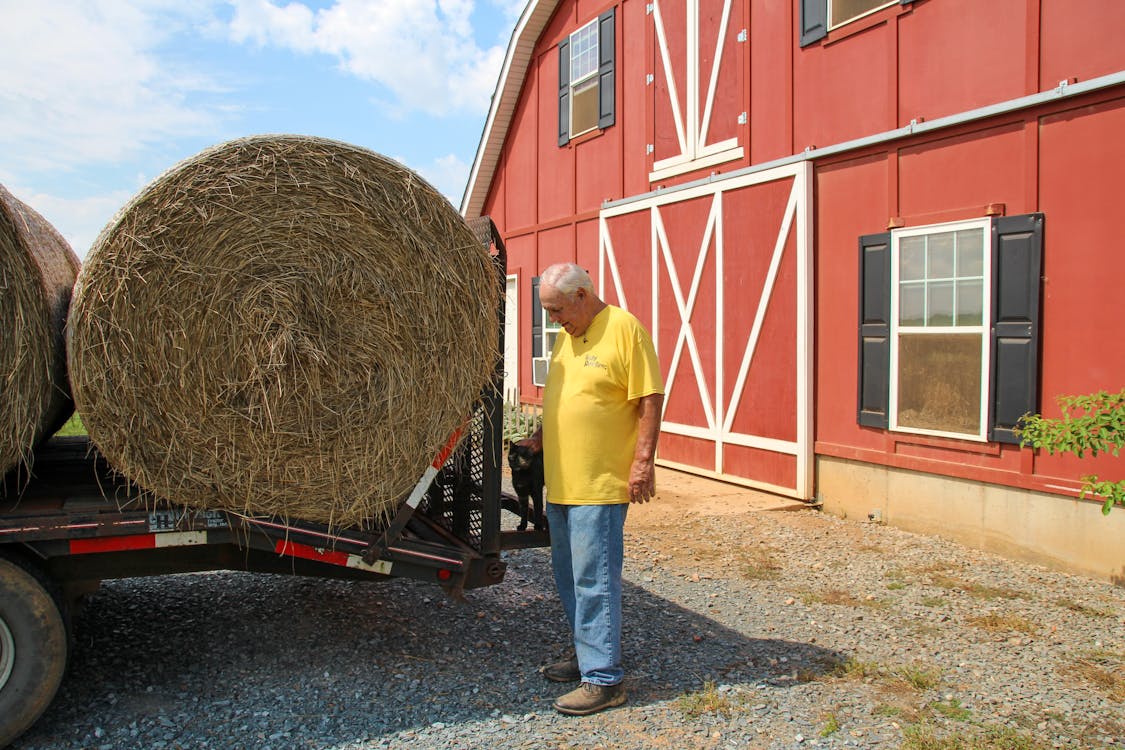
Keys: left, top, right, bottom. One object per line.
{"left": 1019, "top": 389, "right": 1124, "bottom": 514}
{"left": 502, "top": 401, "right": 540, "bottom": 447}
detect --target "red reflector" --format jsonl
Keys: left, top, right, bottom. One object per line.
{"left": 70, "top": 535, "right": 156, "bottom": 554}
{"left": 437, "top": 568, "right": 453, "bottom": 581}
{"left": 275, "top": 540, "right": 349, "bottom": 566}
{"left": 431, "top": 428, "right": 463, "bottom": 469}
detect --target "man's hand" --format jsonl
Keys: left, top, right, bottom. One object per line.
{"left": 628, "top": 393, "right": 663, "bottom": 503}
{"left": 628, "top": 457, "right": 656, "bottom": 503}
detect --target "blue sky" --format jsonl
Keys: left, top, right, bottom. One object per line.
{"left": 0, "top": 0, "right": 524, "bottom": 258}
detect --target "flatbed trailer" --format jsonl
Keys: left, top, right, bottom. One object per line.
{"left": 0, "top": 217, "right": 546, "bottom": 747}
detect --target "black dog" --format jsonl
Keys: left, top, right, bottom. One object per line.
{"left": 507, "top": 443, "right": 546, "bottom": 531}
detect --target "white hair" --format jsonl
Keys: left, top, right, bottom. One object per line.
{"left": 540, "top": 262, "right": 593, "bottom": 296}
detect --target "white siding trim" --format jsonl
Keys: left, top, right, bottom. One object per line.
{"left": 697, "top": 0, "right": 733, "bottom": 149}
{"left": 654, "top": 202, "right": 719, "bottom": 432}
{"left": 652, "top": 0, "right": 690, "bottom": 158}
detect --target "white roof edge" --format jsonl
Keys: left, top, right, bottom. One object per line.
{"left": 460, "top": 0, "right": 560, "bottom": 218}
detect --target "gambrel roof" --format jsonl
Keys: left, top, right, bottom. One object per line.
{"left": 460, "top": 0, "right": 559, "bottom": 219}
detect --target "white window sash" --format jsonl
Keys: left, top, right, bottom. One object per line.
{"left": 827, "top": 0, "right": 896, "bottom": 31}
{"left": 888, "top": 218, "right": 992, "bottom": 442}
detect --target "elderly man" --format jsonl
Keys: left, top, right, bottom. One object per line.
{"left": 523, "top": 262, "right": 664, "bottom": 716}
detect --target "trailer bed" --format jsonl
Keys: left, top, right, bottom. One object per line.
{"left": 1, "top": 436, "right": 539, "bottom": 592}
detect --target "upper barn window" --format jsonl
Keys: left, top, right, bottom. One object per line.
{"left": 800, "top": 0, "right": 913, "bottom": 46}
{"left": 829, "top": 0, "right": 896, "bottom": 29}
{"left": 568, "top": 21, "right": 600, "bottom": 136}
{"left": 558, "top": 9, "right": 615, "bottom": 146}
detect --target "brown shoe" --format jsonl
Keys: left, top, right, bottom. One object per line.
{"left": 552, "top": 682, "right": 627, "bottom": 716}
{"left": 541, "top": 656, "right": 580, "bottom": 683}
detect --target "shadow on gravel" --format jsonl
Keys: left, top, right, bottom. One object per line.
{"left": 13, "top": 547, "right": 842, "bottom": 749}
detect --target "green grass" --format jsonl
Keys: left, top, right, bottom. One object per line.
{"left": 55, "top": 412, "right": 87, "bottom": 436}
{"left": 501, "top": 401, "right": 539, "bottom": 446}
{"left": 674, "top": 681, "right": 745, "bottom": 718}
{"left": 1066, "top": 649, "right": 1125, "bottom": 702}
{"left": 966, "top": 613, "right": 1037, "bottom": 634}
{"left": 1054, "top": 597, "right": 1115, "bottom": 618}
{"left": 738, "top": 545, "right": 783, "bottom": 580}
{"left": 895, "top": 664, "right": 942, "bottom": 690}
{"left": 800, "top": 587, "right": 890, "bottom": 609}
{"left": 928, "top": 574, "right": 1028, "bottom": 600}
{"left": 901, "top": 724, "right": 1049, "bottom": 750}
{"left": 930, "top": 697, "right": 972, "bottom": 721}
{"left": 829, "top": 656, "right": 881, "bottom": 680}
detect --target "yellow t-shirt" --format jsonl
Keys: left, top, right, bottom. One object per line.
{"left": 542, "top": 305, "right": 664, "bottom": 504}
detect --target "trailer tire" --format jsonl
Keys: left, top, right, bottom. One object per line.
{"left": 0, "top": 556, "right": 68, "bottom": 749}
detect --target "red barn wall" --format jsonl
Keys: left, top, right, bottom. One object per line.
{"left": 480, "top": 0, "right": 1125, "bottom": 497}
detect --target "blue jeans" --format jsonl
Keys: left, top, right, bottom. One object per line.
{"left": 546, "top": 501, "right": 628, "bottom": 686}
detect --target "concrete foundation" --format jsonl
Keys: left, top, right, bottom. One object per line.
{"left": 816, "top": 455, "right": 1125, "bottom": 586}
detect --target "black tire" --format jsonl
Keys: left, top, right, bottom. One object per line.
{"left": 0, "top": 556, "right": 68, "bottom": 748}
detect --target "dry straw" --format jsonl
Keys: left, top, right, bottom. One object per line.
{"left": 67, "top": 135, "right": 500, "bottom": 528}
{"left": 0, "top": 185, "right": 80, "bottom": 478}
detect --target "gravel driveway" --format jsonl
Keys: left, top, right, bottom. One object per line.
{"left": 12, "top": 468, "right": 1125, "bottom": 750}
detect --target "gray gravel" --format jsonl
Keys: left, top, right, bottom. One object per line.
{"left": 12, "top": 487, "right": 1125, "bottom": 750}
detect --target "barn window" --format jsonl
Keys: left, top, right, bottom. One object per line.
{"left": 858, "top": 214, "right": 1043, "bottom": 444}
{"left": 800, "top": 0, "right": 913, "bottom": 46}
{"left": 530, "top": 276, "right": 561, "bottom": 387}
{"left": 558, "top": 9, "right": 615, "bottom": 146}
{"left": 891, "top": 220, "right": 990, "bottom": 439}
{"left": 829, "top": 0, "right": 896, "bottom": 29}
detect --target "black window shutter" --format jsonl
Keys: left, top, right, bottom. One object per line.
{"left": 988, "top": 213, "right": 1044, "bottom": 444}
{"left": 800, "top": 0, "right": 828, "bottom": 47}
{"left": 531, "top": 277, "right": 543, "bottom": 358}
{"left": 558, "top": 39, "right": 571, "bottom": 146}
{"left": 597, "top": 8, "right": 616, "bottom": 130}
{"left": 858, "top": 232, "right": 892, "bottom": 428}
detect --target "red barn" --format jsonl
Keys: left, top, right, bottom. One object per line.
{"left": 463, "top": 0, "right": 1125, "bottom": 581}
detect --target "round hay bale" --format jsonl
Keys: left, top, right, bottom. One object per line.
{"left": 0, "top": 185, "right": 80, "bottom": 477}
{"left": 67, "top": 135, "right": 499, "bottom": 527}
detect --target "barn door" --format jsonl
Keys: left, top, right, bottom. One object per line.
{"left": 599, "top": 162, "right": 813, "bottom": 499}
{"left": 649, "top": 0, "right": 744, "bottom": 180}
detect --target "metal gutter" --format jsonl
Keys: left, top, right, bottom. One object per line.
{"left": 603, "top": 69, "right": 1125, "bottom": 211}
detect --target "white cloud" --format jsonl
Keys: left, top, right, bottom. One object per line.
{"left": 414, "top": 153, "right": 471, "bottom": 205}
{"left": 0, "top": 1, "right": 229, "bottom": 172}
{"left": 3, "top": 183, "right": 135, "bottom": 260}
{"left": 492, "top": 0, "right": 528, "bottom": 23}
{"left": 228, "top": 0, "right": 507, "bottom": 117}
{"left": 227, "top": 0, "right": 317, "bottom": 51}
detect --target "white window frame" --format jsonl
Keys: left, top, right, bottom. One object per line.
{"left": 568, "top": 19, "right": 600, "bottom": 139}
{"left": 542, "top": 308, "right": 561, "bottom": 356}
{"left": 531, "top": 306, "right": 562, "bottom": 388}
{"left": 827, "top": 0, "right": 896, "bottom": 31}
{"left": 888, "top": 218, "right": 992, "bottom": 441}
